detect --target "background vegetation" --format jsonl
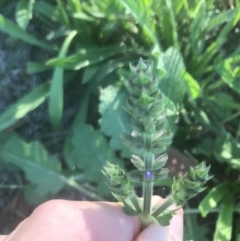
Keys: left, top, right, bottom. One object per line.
{"left": 0, "top": 0, "right": 240, "bottom": 240}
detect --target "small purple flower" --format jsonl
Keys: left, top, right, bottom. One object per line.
{"left": 145, "top": 171, "right": 153, "bottom": 180}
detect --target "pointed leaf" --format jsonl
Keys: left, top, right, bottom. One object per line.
{"left": 49, "top": 30, "right": 77, "bottom": 129}
{"left": 46, "top": 46, "right": 125, "bottom": 70}
{"left": 0, "top": 136, "right": 65, "bottom": 196}
{"left": 0, "top": 14, "right": 53, "bottom": 50}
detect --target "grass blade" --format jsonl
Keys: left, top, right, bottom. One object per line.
{"left": 163, "top": 0, "right": 179, "bottom": 49}
{"left": 0, "top": 14, "right": 54, "bottom": 50}
{"left": 49, "top": 30, "right": 77, "bottom": 129}
{"left": 213, "top": 193, "right": 234, "bottom": 241}
{"left": 27, "top": 62, "right": 51, "bottom": 74}
{"left": 0, "top": 83, "right": 50, "bottom": 132}
{"left": 46, "top": 45, "right": 126, "bottom": 69}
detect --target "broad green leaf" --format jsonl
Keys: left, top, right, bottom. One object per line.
{"left": 16, "top": 0, "right": 35, "bottom": 30}
{"left": 71, "top": 123, "right": 124, "bottom": 193}
{"left": 182, "top": 72, "right": 202, "bottom": 99}
{"left": 49, "top": 30, "right": 77, "bottom": 129}
{"left": 99, "top": 86, "right": 132, "bottom": 158}
{"left": 0, "top": 83, "right": 49, "bottom": 132}
{"left": 46, "top": 45, "right": 125, "bottom": 70}
{"left": 159, "top": 48, "right": 186, "bottom": 104}
{"left": 199, "top": 183, "right": 229, "bottom": 217}
{"left": 214, "top": 134, "right": 240, "bottom": 169}
{"left": 213, "top": 193, "right": 234, "bottom": 241}
{"left": 63, "top": 85, "right": 92, "bottom": 169}
{"left": 0, "top": 14, "right": 53, "bottom": 50}
{"left": 27, "top": 62, "right": 51, "bottom": 74}
{"left": 1, "top": 136, "right": 64, "bottom": 196}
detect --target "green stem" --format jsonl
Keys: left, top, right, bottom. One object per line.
{"left": 152, "top": 195, "right": 175, "bottom": 217}
{"left": 143, "top": 182, "right": 154, "bottom": 215}
{"left": 143, "top": 150, "right": 154, "bottom": 216}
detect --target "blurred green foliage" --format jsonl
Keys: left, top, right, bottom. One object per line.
{"left": 0, "top": 0, "right": 240, "bottom": 240}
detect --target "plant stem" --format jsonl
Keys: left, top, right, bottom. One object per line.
{"left": 143, "top": 150, "right": 154, "bottom": 216}
{"left": 152, "top": 195, "right": 175, "bottom": 217}
{"left": 143, "top": 182, "right": 154, "bottom": 215}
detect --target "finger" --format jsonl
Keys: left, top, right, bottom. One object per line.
{"left": 135, "top": 197, "right": 183, "bottom": 241}
{"left": 169, "top": 208, "right": 183, "bottom": 241}
{"left": 4, "top": 200, "right": 140, "bottom": 241}
{"left": 1, "top": 219, "right": 27, "bottom": 241}
{"left": 0, "top": 235, "right": 7, "bottom": 241}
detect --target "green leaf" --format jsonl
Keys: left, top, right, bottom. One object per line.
{"left": 0, "top": 14, "right": 53, "bottom": 50}
{"left": 27, "top": 62, "right": 51, "bottom": 74}
{"left": 49, "top": 30, "right": 77, "bottom": 129}
{"left": 199, "top": 183, "right": 229, "bottom": 217}
{"left": 0, "top": 83, "right": 49, "bottom": 132}
{"left": 34, "top": 1, "right": 69, "bottom": 26}
{"left": 151, "top": 209, "right": 177, "bottom": 226}
{"left": 193, "top": 138, "right": 214, "bottom": 157}
{"left": 71, "top": 123, "right": 124, "bottom": 192}
{"left": 159, "top": 48, "right": 186, "bottom": 104}
{"left": 122, "top": 199, "right": 138, "bottom": 216}
{"left": 46, "top": 45, "right": 125, "bottom": 70}
{"left": 16, "top": 0, "right": 35, "bottom": 30}
{"left": 63, "top": 85, "right": 92, "bottom": 169}
{"left": 182, "top": 72, "right": 202, "bottom": 99}
{"left": 162, "top": 0, "right": 179, "bottom": 49}
{"left": 99, "top": 85, "right": 132, "bottom": 158}
{"left": 214, "top": 134, "right": 240, "bottom": 169}
{"left": 213, "top": 193, "right": 234, "bottom": 241}
{"left": 190, "top": 0, "right": 206, "bottom": 55}
{"left": 0, "top": 136, "right": 65, "bottom": 196}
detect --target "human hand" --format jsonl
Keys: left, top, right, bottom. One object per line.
{"left": 0, "top": 197, "right": 183, "bottom": 241}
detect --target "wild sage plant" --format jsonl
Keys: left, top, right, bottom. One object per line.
{"left": 103, "top": 59, "right": 211, "bottom": 228}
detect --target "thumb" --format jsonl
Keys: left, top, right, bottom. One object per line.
{"left": 134, "top": 209, "right": 183, "bottom": 241}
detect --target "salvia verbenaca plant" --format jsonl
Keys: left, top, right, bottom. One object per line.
{"left": 103, "top": 59, "right": 212, "bottom": 228}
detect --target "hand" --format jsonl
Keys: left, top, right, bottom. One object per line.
{"left": 0, "top": 197, "right": 183, "bottom": 241}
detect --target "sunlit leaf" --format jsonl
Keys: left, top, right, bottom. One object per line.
{"left": 199, "top": 183, "right": 229, "bottom": 217}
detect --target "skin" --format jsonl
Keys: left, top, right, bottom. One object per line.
{"left": 0, "top": 197, "right": 183, "bottom": 241}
